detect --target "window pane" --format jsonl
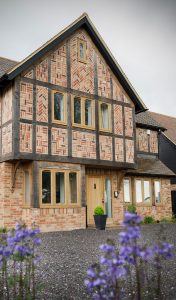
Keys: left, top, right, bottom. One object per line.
{"left": 85, "top": 99, "right": 92, "bottom": 126}
{"left": 155, "top": 181, "right": 161, "bottom": 203}
{"left": 144, "top": 180, "right": 151, "bottom": 203}
{"left": 80, "top": 42, "right": 84, "bottom": 60}
{"left": 42, "top": 171, "right": 51, "bottom": 204}
{"left": 124, "top": 179, "right": 131, "bottom": 203}
{"left": 100, "top": 103, "right": 109, "bottom": 129}
{"left": 74, "top": 98, "right": 81, "bottom": 124}
{"left": 56, "top": 173, "right": 65, "bottom": 204}
{"left": 54, "top": 93, "right": 64, "bottom": 121}
{"left": 24, "top": 171, "right": 30, "bottom": 206}
{"left": 136, "top": 180, "right": 142, "bottom": 203}
{"left": 69, "top": 173, "right": 77, "bottom": 203}
{"left": 105, "top": 178, "right": 112, "bottom": 217}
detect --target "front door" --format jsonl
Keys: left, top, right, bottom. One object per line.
{"left": 86, "top": 175, "right": 112, "bottom": 225}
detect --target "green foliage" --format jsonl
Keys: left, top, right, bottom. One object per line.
{"left": 161, "top": 216, "right": 176, "bottom": 223}
{"left": 144, "top": 216, "right": 155, "bottom": 224}
{"left": 94, "top": 206, "right": 104, "bottom": 215}
{"left": 127, "top": 204, "right": 136, "bottom": 214}
{"left": 0, "top": 227, "right": 7, "bottom": 233}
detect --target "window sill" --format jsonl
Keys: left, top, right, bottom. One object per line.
{"left": 40, "top": 204, "right": 81, "bottom": 209}
{"left": 99, "top": 128, "right": 112, "bottom": 133}
{"left": 72, "top": 123, "right": 95, "bottom": 130}
{"left": 52, "top": 120, "right": 67, "bottom": 126}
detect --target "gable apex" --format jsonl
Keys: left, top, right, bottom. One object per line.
{"left": 0, "top": 13, "right": 147, "bottom": 113}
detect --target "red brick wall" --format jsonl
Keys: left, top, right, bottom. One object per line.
{"left": 125, "top": 139, "right": 134, "bottom": 163}
{"left": 115, "top": 138, "right": 124, "bottom": 162}
{"left": 36, "top": 58, "right": 48, "bottom": 82}
{"left": 99, "top": 135, "right": 113, "bottom": 161}
{"left": 36, "top": 86, "right": 48, "bottom": 122}
{"left": 20, "top": 123, "right": 33, "bottom": 153}
{"left": 2, "top": 124, "right": 12, "bottom": 155}
{"left": 124, "top": 107, "right": 133, "bottom": 137}
{"left": 114, "top": 104, "right": 123, "bottom": 135}
{"left": 51, "top": 127, "right": 68, "bottom": 156}
{"left": 135, "top": 178, "right": 172, "bottom": 220}
{"left": 36, "top": 125, "right": 48, "bottom": 154}
{"left": 136, "top": 128, "right": 158, "bottom": 153}
{"left": 70, "top": 29, "right": 94, "bottom": 94}
{"left": 51, "top": 43, "right": 67, "bottom": 87}
{"left": 72, "top": 130, "right": 96, "bottom": 159}
{"left": 20, "top": 82, "right": 33, "bottom": 120}
{"left": 1, "top": 85, "right": 12, "bottom": 124}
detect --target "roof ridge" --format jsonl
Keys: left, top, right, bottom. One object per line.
{"left": 150, "top": 111, "right": 176, "bottom": 120}
{"left": 0, "top": 56, "right": 19, "bottom": 63}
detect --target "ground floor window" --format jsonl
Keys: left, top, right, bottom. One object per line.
{"left": 124, "top": 178, "right": 131, "bottom": 203}
{"left": 154, "top": 180, "right": 161, "bottom": 204}
{"left": 41, "top": 169, "right": 80, "bottom": 207}
{"left": 123, "top": 177, "right": 161, "bottom": 206}
{"left": 135, "top": 178, "right": 151, "bottom": 205}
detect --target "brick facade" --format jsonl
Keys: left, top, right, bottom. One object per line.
{"left": 36, "top": 86, "right": 48, "bottom": 122}
{"left": 99, "top": 135, "right": 113, "bottom": 161}
{"left": 2, "top": 85, "right": 12, "bottom": 124}
{"left": 20, "top": 123, "right": 33, "bottom": 153}
{"left": 115, "top": 138, "right": 124, "bottom": 162}
{"left": 51, "top": 127, "right": 68, "bottom": 156}
{"left": 114, "top": 104, "right": 123, "bottom": 135}
{"left": 126, "top": 139, "right": 134, "bottom": 163}
{"left": 20, "top": 82, "right": 33, "bottom": 120}
{"left": 72, "top": 130, "right": 96, "bottom": 159}
{"left": 36, "top": 125, "right": 48, "bottom": 154}
{"left": 51, "top": 43, "right": 67, "bottom": 87}
{"left": 137, "top": 127, "right": 158, "bottom": 153}
{"left": 124, "top": 107, "right": 133, "bottom": 137}
{"left": 36, "top": 58, "right": 48, "bottom": 82}
{"left": 2, "top": 123, "right": 12, "bottom": 155}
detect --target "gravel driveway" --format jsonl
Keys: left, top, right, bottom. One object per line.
{"left": 37, "top": 224, "right": 176, "bottom": 300}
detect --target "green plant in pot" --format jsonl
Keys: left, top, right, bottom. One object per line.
{"left": 94, "top": 206, "right": 107, "bottom": 230}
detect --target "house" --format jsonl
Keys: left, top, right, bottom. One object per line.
{"left": 0, "top": 14, "right": 174, "bottom": 231}
{"left": 149, "top": 112, "right": 176, "bottom": 215}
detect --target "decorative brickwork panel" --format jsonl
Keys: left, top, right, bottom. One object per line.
{"left": 24, "top": 69, "right": 34, "bottom": 79}
{"left": 72, "top": 131, "right": 96, "bottom": 159}
{"left": 36, "top": 126, "right": 48, "bottom": 154}
{"left": 51, "top": 127, "right": 68, "bottom": 156}
{"left": 137, "top": 128, "right": 148, "bottom": 152}
{"left": 112, "top": 74, "right": 133, "bottom": 105}
{"left": 125, "top": 107, "right": 133, "bottom": 137}
{"left": 36, "top": 86, "right": 48, "bottom": 122}
{"left": 2, "top": 87, "right": 12, "bottom": 124}
{"left": 150, "top": 131, "right": 158, "bottom": 153}
{"left": 112, "top": 75, "right": 121, "bottom": 101}
{"left": 2, "top": 123, "right": 12, "bottom": 155}
{"left": 99, "top": 135, "right": 113, "bottom": 161}
{"left": 0, "top": 99, "right": 1, "bottom": 125}
{"left": 20, "top": 123, "right": 33, "bottom": 153}
{"left": 126, "top": 139, "right": 134, "bottom": 163}
{"left": 20, "top": 82, "right": 33, "bottom": 120}
{"left": 115, "top": 138, "right": 124, "bottom": 162}
{"left": 70, "top": 30, "right": 94, "bottom": 94}
{"left": 51, "top": 44, "right": 67, "bottom": 87}
{"left": 97, "top": 54, "right": 111, "bottom": 98}
{"left": 36, "top": 58, "right": 48, "bottom": 82}
{"left": 114, "top": 104, "right": 123, "bottom": 135}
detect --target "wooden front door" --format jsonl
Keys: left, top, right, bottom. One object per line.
{"left": 86, "top": 175, "right": 112, "bottom": 225}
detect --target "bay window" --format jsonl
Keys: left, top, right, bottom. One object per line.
{"left": 135, "top": 178, "right": 151, "bottom": 205}
{"left": 41, "top": 169, "right": 80, "bottom": 207}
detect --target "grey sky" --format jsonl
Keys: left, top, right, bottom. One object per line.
{"left": 0, "top": 0, "right": 176, "bottom": 116}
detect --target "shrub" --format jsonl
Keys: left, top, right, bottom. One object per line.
{"left": 85, "top": 212, "right": 173, "bottom": 299}
{"left": 94, "top": 206, "right": 104, "bottom": 215}
{"left": 127, "top": 204, "right": 136, "bottom": 214}
{"left": 144, "top": 215, "right": 155, "bottom": 224}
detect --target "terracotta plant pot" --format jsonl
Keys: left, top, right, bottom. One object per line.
{"left": 94, "top": 215, "right": 107, "bottom": 230}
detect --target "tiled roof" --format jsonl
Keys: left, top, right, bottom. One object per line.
{"left": 127, "top": 155, "right": 175, "bottom": 177}
{"left": 150, "top": 112, "right": 176, "bottom": 145}
{"left": 0, "top": 57, "right": 18, "bottom": 78}
{"left": 135, "top": 111, "right": 165, "bottom": 131}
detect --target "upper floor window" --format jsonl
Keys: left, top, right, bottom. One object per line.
{"left": 72, "top": 96, "right": 95, "bottom": 129}
{"left": 78, "top": 39, "right": 86, "bottom": 63}
{"left": 52, "top": 91, "right": 67, "bottom": 124}
{"left": 41, "top": 169, "right": 80, "bottom": 207}
{"left": 99, "top": 102, "right": 112, "bottom": 132}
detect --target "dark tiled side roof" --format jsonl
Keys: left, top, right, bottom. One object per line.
{"left": 0, "top": 57, "right": 18, "bottom": 78}
{"left": 127, "top": 155, "right": 175, "bottom": 177}
{"left": 150, "top": 112, "right": 176, "bottom": 145}
{"left": 135, "top": 111, "right": 166, "bottom": 131}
